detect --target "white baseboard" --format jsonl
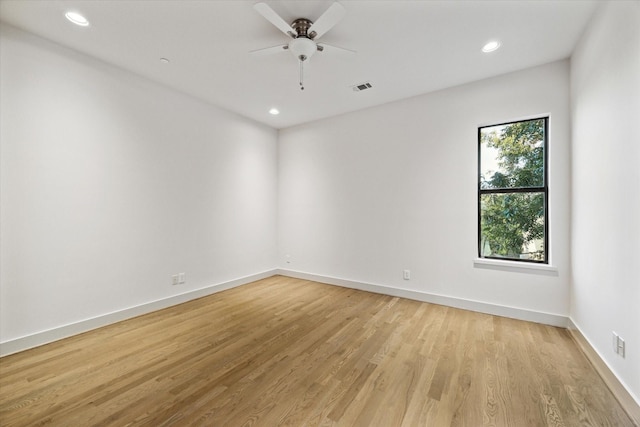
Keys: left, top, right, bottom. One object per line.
{"left": 0, "top": 268, "right": 567, "bottom": 356}
{"left": 277, "top": 268, "right": 568, "bottom": 327}
{"left": 0, "top": 269, "right": 277, "bottom": 357}
{"left": 4, "top": 268, "right": 636, "bottom": 423}
{"left": 567, "top": 319, "right": 640, "bottom": 425}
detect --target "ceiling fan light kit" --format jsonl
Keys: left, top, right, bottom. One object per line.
{"left": 252, "top": 1, "right": 353, "bottom": 90}
{"left": 289, "top": 37, "right": 317, "bottom": 60}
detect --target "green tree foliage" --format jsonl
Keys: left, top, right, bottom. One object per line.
{"left": 480, "top": 119, "right": 545, "bottom": 260}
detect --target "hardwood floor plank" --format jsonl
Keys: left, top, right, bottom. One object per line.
{"left": 0, "top": 276, "right": 634, "bottom": 426}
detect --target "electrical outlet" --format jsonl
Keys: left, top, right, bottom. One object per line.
{"left": 612, "top": 332, "right": 626, "bottom": 358}
{"left": 172, "top": 274, "right": 179, "bottom": 286}
{"left": 617, "top": 336, "right": 625, "bottom": 358}
{"left": 178, "top": 272, "right": 186, "bottom": 284}
{"left": 403, "top": 269, "right": 411, "bottom": 280}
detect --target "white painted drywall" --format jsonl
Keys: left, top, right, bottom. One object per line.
{"left": 0, "top": 25, "right": 278, "bottom": 343}
{"left": 278, "top": 60, "right": 571, "bottom": 317}
{"left": 570, "top": 1, "right": 640, "bottom": 404}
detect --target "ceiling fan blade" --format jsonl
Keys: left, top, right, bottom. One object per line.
{"left": 317, "top": 43, "right": 356, "bottom": 55}
{"left": 308, "top": 2, "right": 346, "bottom": 40}
{"left": 249, "top": 44, "right": 289, "bottom": 57}
{"left": 254, "top": 2, "right": 297, "bottom": 38}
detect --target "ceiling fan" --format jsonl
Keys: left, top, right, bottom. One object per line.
{"left": 251, "top": 1, "right": 354, "bottom": 90}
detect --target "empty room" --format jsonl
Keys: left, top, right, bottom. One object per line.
{"left": 0, "top": 0, "right": 638, "bottom": 425}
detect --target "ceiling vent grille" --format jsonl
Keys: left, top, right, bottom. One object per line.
{"left": 352, "top": 82, "right": 373, "bottom": 92}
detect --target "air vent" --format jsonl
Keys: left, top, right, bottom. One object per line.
{"left": 352, "top": 82, "right": 373, "bottom": 92}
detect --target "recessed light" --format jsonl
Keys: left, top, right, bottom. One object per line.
{"left": 160, "top": 58, "right": 170, "bottom": 64}
{"left": 482, "top": 40, "right": 501, "bottom": 53}
{"left": 269, "top": 108, "right": 280, "bottom": 115}
{"left": 65, "top": 11, "right": 89, "bottom": 27}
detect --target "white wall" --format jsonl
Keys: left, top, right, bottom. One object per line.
{"left": 278, "top": 60, "right": 571, "bottom": 320}
{"left": 570, "top": 1, "right": 640, "bottom": 403}
{"left": 0, "top": 25, "right": 278, "bottom": 345}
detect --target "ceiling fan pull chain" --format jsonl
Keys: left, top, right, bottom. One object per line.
{"left": 299, "top": 58, "right": 305, "bottom": 90}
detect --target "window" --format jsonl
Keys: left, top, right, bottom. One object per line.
{"left": 478, "top": 117, "right": 548, "bottom": 263}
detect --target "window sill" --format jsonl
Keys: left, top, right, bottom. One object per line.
{"left": 473, "top": 258, "right": 558, "bottom": 276}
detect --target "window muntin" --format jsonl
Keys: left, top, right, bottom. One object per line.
{"left": 478, "top": 117, "right": 548, "bottom": 263}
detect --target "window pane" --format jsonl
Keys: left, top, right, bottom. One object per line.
{"left": 480, "top": 192, "right": 545, "bottom": 261}
{"left": 480, "top": 119, "right": 545, "bottom": 189}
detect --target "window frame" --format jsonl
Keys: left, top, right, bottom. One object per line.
{"left": 477, "top": 116, "right": 549, "bottom": 264}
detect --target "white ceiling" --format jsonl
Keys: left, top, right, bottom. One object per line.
{"left": 0, "top": 0, "right": 598, "bottom": 129}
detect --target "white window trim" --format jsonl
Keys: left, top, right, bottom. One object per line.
{"left": 473, "top": 258, "right": 558, "bottom": 276}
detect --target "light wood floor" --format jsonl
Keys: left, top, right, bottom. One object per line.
{"left": 0, "top": 276, "right": 634, "bottom": 426}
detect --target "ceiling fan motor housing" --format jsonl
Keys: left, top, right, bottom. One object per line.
{"left": 292, "top": 18, "right": 314, "bottom": 38}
